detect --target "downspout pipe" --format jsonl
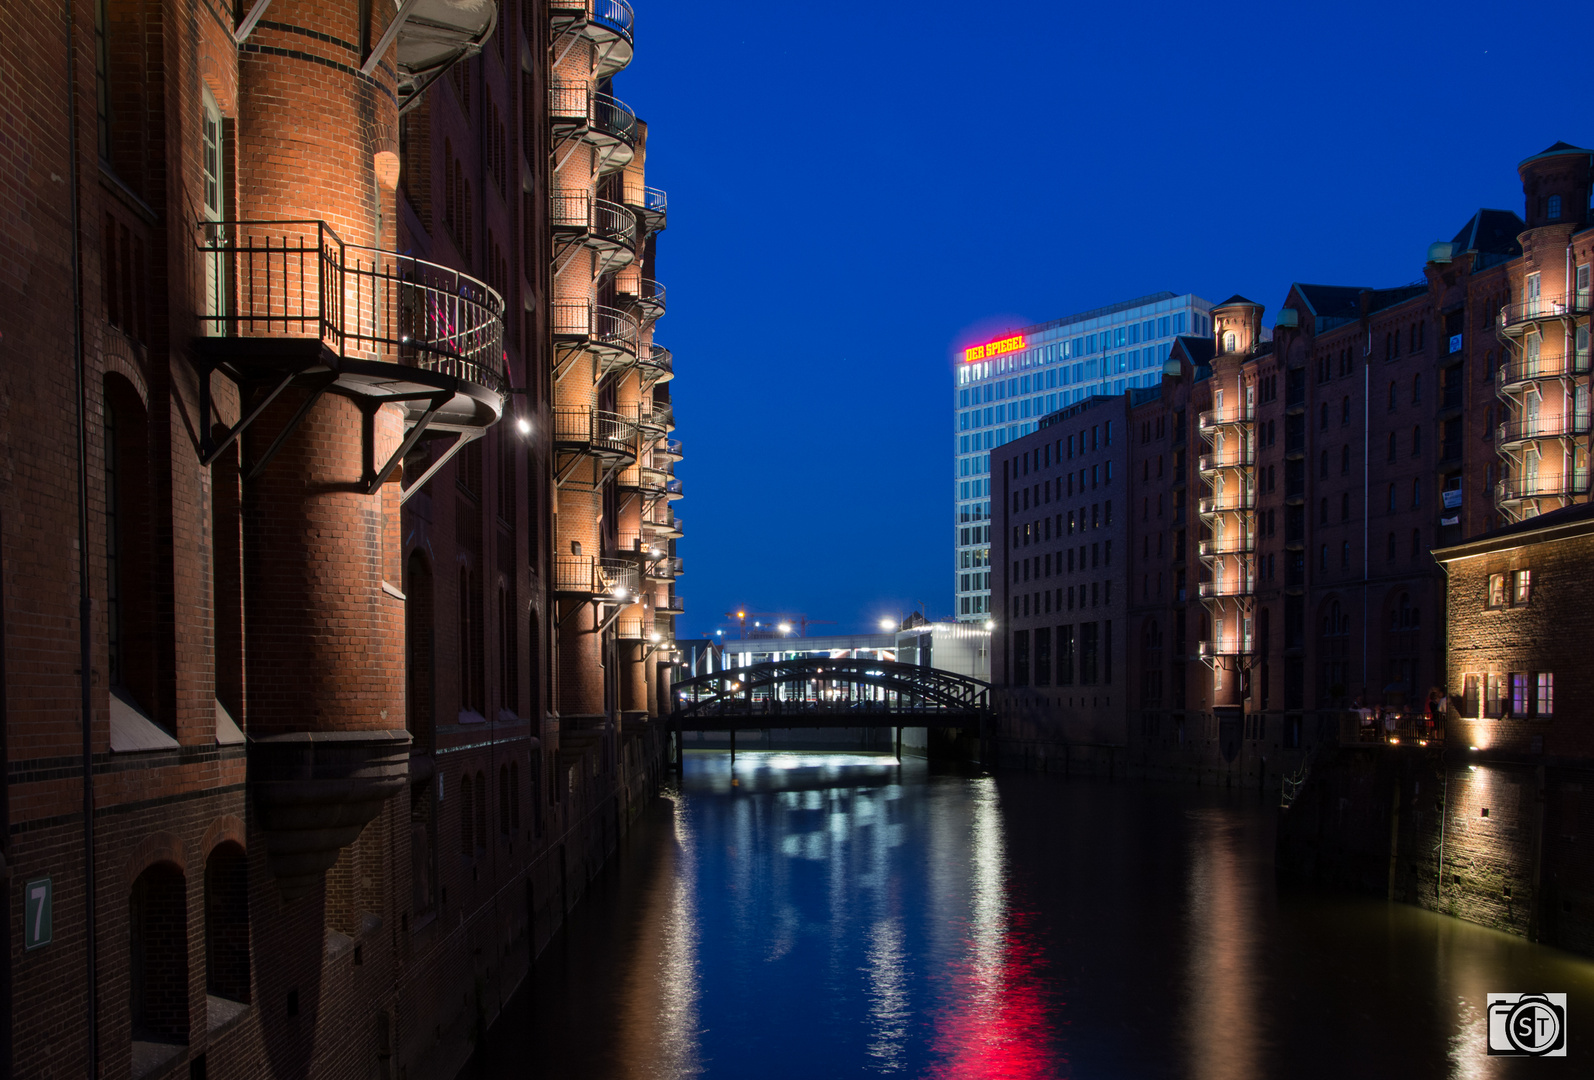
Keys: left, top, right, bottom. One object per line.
{"left": 63, "top": 0, "right": 98, "bottom": 1072}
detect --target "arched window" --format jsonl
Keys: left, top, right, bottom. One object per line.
{"left": 474, "top": 770, "right": 488, "bottom": 851}
{"left": 205, "top": 842, "right": 250, "bottom": 1003}
{"left": 509, "top": 761, "right": 521, "bottom": 832}
{"left": 1388, "top": 381, "right": 1397, "bottom": 411}
{"left": 1319, "top": 497, "right": 1328, "bottom": 524}
{"left": 1388, "top": 431, "right": 1397, "bottom": 462}
{"left": 1412, "top": 425, "right": 1422, "bottom": 455}
{"left": 130, "top": 862, "right": 189, "bottom": 1045}
{"left": 407, "top": 552, "right": 435, "bottom": 748}
{"left": 1412, "top": 373, "right": 1422, "bottom": 403}
{"left": 1319, "top": 402, "right": 1328, "bottom": 429}
{"left": 1341, "top": 444, "right": 1351, "bottom": 474}
{"left": 499, "top": 763, "right": 511, "bottom": 836}
{"left": 1223, "top": 330, "right": 1237, "bottom": 353}
{"left": 104, "top": 376, "right": 157, "bottom": 719}
{"left": 1548, "top": 194, "right": 1562, "bottom": 220}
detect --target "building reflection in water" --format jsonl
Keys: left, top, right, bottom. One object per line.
{"left": 615, "top": 792, "right": 704, "bottom": 1078}
{"left": 926, "top": 777, "right": 1061, "bottom": 1079}
{"left": 1182, "top": 808, "right": 1263, "bottom": 1080}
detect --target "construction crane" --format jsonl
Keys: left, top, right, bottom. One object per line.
{"left": 720, "top": 610, "right": 836, "bottom": 640}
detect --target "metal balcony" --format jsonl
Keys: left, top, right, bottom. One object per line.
{"left": 1498, "top": 414, "right": 1592, "bottom": 448}
{"left": 554, "top": 553, "right": 640, "bottom": 600}
{"left": 638, "top": 401, "right": 674, "bottom": 433}
{"left": 547, "top": 81, "right": 638, "bottom": 174}
{"left": 623, "top": 183, "right": 668, "bottom": 233}
{"left": 1198, "top": 577, "right": 1255, "bottom": 599}
{"left": 1198, "top": 636, "right": 1254, "bottom": 658}
{"left": 1198, "top": 490, "right": 1256, "bottom": 514}
{"left": 1197, "top": 445, "right": 1255, "bottom": 471}
{"left": 387, "top": 0, "right": 499, "bottom": 114}
{"left": 193, "top": 220, "right": 507, "bottom": 502}
{"left": 618, "top": 468, "right": 667, "bottom": 499}
{"left": 552, "top": 405, "right": 638, "bottom": 459}
{"left": 638, "top": 342, "right": 673, "bottom": 383}
{"left": 1498, "top": 293, "right": 1591, "bottom": 336}
{"left": 552, "top": 303, "right": 639, "bottom": 372}
{"left": 1198, "top": 407, "right": 1253, "bottom": 431}
{"left": 1198, "top": 535, "right": 1255, "bottom": 557}
{"left": 647, "top": 555, "right": 683, "bottom": 579}
{"left": 643, "top": 513, "right": 682, "bottom": 539}
{"left": 665, "top": 477, "right": 683, "bottom": 500}
{"left": 655, "top": 437, "right": 683, "bottom": 461}
{"left": 550, "top": 193, "right": 636, "bottom": 274}
{"left": 1498, "top": 473, "right": 1591, "bottom": 503}
{"left": 1497, "top": 351, "right": 1590, "bottom": 392}
{"left": 657, "top": 592, "right": 685, "bottom": 614}
{"left": 549, "top": 0, "right": 635, "bottom": 77}
{"left": 622, "top": 277, "right": 665, "bottom": 322}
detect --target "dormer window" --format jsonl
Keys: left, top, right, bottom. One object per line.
{"left": 1223, "top": 330, "right": 1237, "bottom": 353}
{"left": 1547, "top": 194, "right": 1562, "bottom": 220}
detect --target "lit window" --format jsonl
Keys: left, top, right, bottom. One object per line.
{"left": 1513, "top": 569, "right": 1532, "bottom": 605}
{"left": 1223, "top": 331, "right": 1237, "bottom": 353}
{"left": 1488, "top": 572, "right": 1506, "bottom": 608}
{"left": 1536, "top": 672, "right": 1554, "bottom": 717}
{"left": 1511, "top": 673, "right": 1529, "bottom": 717}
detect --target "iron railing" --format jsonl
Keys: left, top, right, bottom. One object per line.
{"left": 550, "top": 192, "right": 636, "bottom": 250}
{"left": 1498, "top": 473, "right": 1591, "bottom": 501}
{"left": 1198, "top": 407, "right": 1253, "bottom": 429}
{"left": 1198, "top": 535, "right": 1254, "bottom": 556}
{"left": 1198, "top": 490, "right": 1256, "bottom": 513}
{"left": 1197, "top": 635, "right": 1253, "bottom": 656}
{"left": 656, "top": 437, "right": 683, "bottom": 460}
{"left": 1198, "top": 578, "right": 1254, "bottom": 599}
{"left": 546, "top": 81, "right": 637, "bottom": 147}
{"left": 551, "top": 302, "right": 639, "bottom": 354}
{"left": 1499, "top": 293, "right": 1591, "bottom": 331}
{"left": 553, "top": 553, "right": 639, "bottom": 598}
{"left": 657, "top": 592, "right": 685, "bottom": 613}
{"left": 1198, "top": 446, "right": 1255, "bottom": 471}
{"left": 552, "top": 405, "right": 639, "bottom": 453}
{"left": 195, "top": 220, "right": 505, "bottom": 394}
{"left": 1498, "top": 415, "right": 1592, "bottom": 444}
{"left": 639, "top": 343, "right": 672, "bottom": 380}
{"left": 647, "top": 556, "right": 683, "bottom": 579}
{"left": 1497, "top": 351, "right": 1590, "bottom": 388}
{"left": 665, "top": 478, "right": 683, "bottom": 500}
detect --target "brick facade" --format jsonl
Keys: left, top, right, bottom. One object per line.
{"left": 1, "top": 1, "right": 678, "bottom": 1077}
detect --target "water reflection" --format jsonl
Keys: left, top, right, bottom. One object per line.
{"left": 1182, "top": 809, "right": 1262, "bottom": 1080}
{"left": 474, "top": 756, "right": 1594, "bottom": 1080}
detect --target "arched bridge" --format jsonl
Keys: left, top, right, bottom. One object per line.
{"left": 669, "top": 658, "right": 991, "bottom": 733}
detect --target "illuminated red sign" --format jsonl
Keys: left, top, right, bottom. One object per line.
{"left": 964, "top": 334, "right": 1024, "bottom": 363}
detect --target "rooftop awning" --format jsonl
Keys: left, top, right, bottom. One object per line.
{"left": 374, "top": 0, "right": 499, "bottom": 113}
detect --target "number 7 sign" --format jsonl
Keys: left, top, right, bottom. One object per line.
{"left": 24, "top": 877, "right": 51, "bottom": 950}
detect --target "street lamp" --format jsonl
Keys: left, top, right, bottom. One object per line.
{"left": 879, "top": 618, "right": 896, "bottom": 631}
{"left": 777, "top": 622, "right": 792, "bottom": 635}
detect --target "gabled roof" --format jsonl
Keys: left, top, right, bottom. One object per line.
{"left": 1169, "top": 334, "right": 1215, "bottom": 366}
{"left": 1293, "top": 284, "right": 1368, "bottom": 320}
{"left": 1291, "top": 282, "right": 1427, "bottom": 323}
{"left": 1451, "top": 208, "right": 1524, "bottom": 258}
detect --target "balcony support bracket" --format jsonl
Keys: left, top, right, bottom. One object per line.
{"left": 199, "top": 363, "right": 301, "bottom": 468}
{"left": 242, "top": 371, "right": 340, "bottom": 482}
{"left": 359, "top": 390, "right": 453, "bottom": 495}
{"left": 234, "top": 0, "right": 273, "bottom": 43}
{"left": 398, "top": 429, "right": 479, "bottom": 506}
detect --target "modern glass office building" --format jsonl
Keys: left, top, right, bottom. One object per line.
{"left": 951, "top": 291, "right": 1215, "bottom": 620}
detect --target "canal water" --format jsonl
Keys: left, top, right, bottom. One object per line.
{"left": 471, "top": 752, "right": 1594, "bottom": 1079}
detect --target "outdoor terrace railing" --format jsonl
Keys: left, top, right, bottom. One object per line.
{"left": 1497, "top": 351, "right": 1591, "bottom": 388}
{"left": 553, "top": 553, "right": 639, "bottom": 598}
{"left": 1498, "top": 293, "right": 1591, "bottom": 331}
{"left": 552, "top": 302, "right": 639, "bottom": 355}
{"left": 549, "top": 193, "right": 637, "bottom": 251}
{"left": 1198, "top": 407, "right": 1253, "bottom": 430}
{"left": 1198, "top": 577, "right": 1255, "bottom": 599}
{"left": 1498, "top": 415, "right": 1592, "bottom": 444}
{"left": 1197, "top": 446, "right": 1255, "bottom": 471}
{"left": 1198, "top": 490, "right": 1256, "bottom": 513}
{"left": 1498, "top": 473, "right": 1591, "bottom": 502}
{"left": 552, "top": 405, "right": 639, "bottom": 453}
{"left": 196, "top": 219, "right": 506, "bottom": 395}
{"left": 1198, "top": 535, "right": 1255, "bottom": 556}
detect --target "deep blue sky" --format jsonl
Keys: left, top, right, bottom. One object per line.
{"left": 616, "top": 0, "right": 1587, "bottom": 638}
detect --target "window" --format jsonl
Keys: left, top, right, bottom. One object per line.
{"left": 1341, "top": 445, "right": 1350, "bottom": 475}
{"left": 1488, "top": 572, "right": 1507, "bottom": 608}
{"left": 1388, "top": 381, "right": 1397, "bottom": 411}
{"left": 1319, "top": 450, "right": 1328, "bottom": 479}
{"left": 1223, "top": 331, "right": 1237, "bottom": 353}
{"left": 205, "top": 842, "right": 250, "bottom": 1004}
{"left": 1513, "top": 569, "right": 1531, "bottom": 605}
{"left": 1340, "top": 492, "right": 1349, "bottom": 521}
{"left": 1511, "top": 673, "right": 1529, "bottom": 717}
{"left": 129, "top": 862, "right": 190, "bottom": 1046}
{"left": 1462, "top": 673, "right": 1480, "bottom": 718}
{"left": 1486, "top": 672, "right": 1505, "bottom": 718}
{"left": 1319, "top": 402, "right": 1328, "bottom": 429}
{"left": 1388, "top": 432, "right": 1397, "bottom": 463}
{"left": 1412, "top": 373, "right": 1422, "bottom": 403}
{"left": 1548, "top": 194, "right": 1562, "bottom": 220}
{"left": 1536, "top": 673, "right": 1554, "bottom": 717}
{"left": 1412, "top": 425, "right": 1421, "bottom": 455}
{"left": 460, "top": 773, "right": 475, "bottom": 854}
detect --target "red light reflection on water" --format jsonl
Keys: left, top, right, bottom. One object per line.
{"left": 926, "top": 906, "right": 1063, "bottom": 1079}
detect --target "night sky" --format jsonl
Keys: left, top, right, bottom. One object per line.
{"left": 616, "top": 0, "right": 1588, "bottom": 638}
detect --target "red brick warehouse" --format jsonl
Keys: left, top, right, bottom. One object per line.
{"left": 0, "top": 1, "right": 681, "bottom": 1077}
